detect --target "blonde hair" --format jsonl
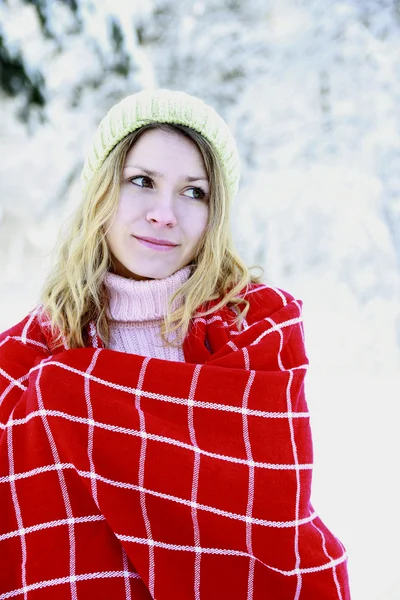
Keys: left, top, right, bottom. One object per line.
{"left": 40, "top": 123, "right": 261, "bottom": 349}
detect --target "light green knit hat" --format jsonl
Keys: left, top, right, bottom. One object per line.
{"left": 81, "top": 88, "right": 240, "bottom": 201}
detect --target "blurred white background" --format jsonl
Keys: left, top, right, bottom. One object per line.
{"left": 1, "top": 1, "right": 400, "bottom": 598}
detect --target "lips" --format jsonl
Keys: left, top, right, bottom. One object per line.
{"left": 133, "top": 235, "right": 179, "bottom": 247}
{"left": 132, "top": 235, "right": 180, "bottom": 252}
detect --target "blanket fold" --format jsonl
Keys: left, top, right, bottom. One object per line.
{"left": 0, "top": 285, "right": 350, "bottom": 599}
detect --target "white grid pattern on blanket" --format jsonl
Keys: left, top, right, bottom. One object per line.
{"left": 7, "top": 425, "right": 27, "bottom": 600}
{"left": 84, "top": 347, "right": 135, "bottom": 600}
{"left": 266, "top": 315, "right": 302, "bottom": 599}
{"left": 84, "top": 349, "right": 101, "bottom": 506}
{"left": 192, "top": 312, "right": 300, "bottom": 340}
{"left": 2, "top": 408, "right": 314, "bottom": 471}
{"left": 1, "top": 342, "right": 145, "bottom": 600}
{"left": 4, "top": 357, "right": 311, "bottom": 419}
{"left": 122, "top": 546, "right": 133, "bottom": 600}
{"left": 20, "top": 308, "right": 39, "bottom": 345}
{"left": 134, "top": 357, "right": 155, "bottom": 597}
{"left": 1, "top": 402, "right": 311, "bottom": 426}
{"left": 0, "top": 290, "right": 348, "bottom": 599}
{"left": 0, "top": 514, "right": 106, "bottom": 541}
{"left": 116, "top": 534, "right": 347, "bottom": 575}
{"left": 188, "top": 364, "right": 202, "bottom": 600}
{"left": 311, "top": 520, "right": 344, "bottom": 600}
{"left": 0, "top": 367, "right": 28, "bottom": 398}
{"left": 0, "top": 571, "right": 141, "bottom": 600}
{"left": 35, "top": 361, "right": 78, "bottom": 600}
{"left": 242, "top": 368, "right": 256, "bottom": 600}
{"left": 0, "top": 465, "right": 318, "bottom": 531}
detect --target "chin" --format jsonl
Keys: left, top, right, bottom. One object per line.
{"left": 125, "top": 262, "right": 183, "bottom": 280}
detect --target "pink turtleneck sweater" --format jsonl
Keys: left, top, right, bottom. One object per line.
{"left": 103, "top": 266, "right": 191, "bottom": 362}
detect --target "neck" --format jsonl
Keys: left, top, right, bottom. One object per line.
{"left": 103, "top": 266, "right": 192, "bottom": 322}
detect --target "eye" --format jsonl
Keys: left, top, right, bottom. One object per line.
{"left": 182, "top": 187, "right": 207, "bottom": 200}
{"left": 129, "top": 175, "right": 153, "bottom": 188}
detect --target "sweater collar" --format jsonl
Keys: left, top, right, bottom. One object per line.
{"left": 103, "top": 266, "right": 191, "bottom": 322}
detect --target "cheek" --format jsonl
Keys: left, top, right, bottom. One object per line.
{"left": 106, "top": 202, "right": 139, "bottom": 239}
{"left": 104, "top": 215, "right": 115, "bottom": 240}
{"left": 104, "top": 221, "right": 117, "bottom": 254}
{"left": 190, "top": 206, "right": 209, "bottom": 241}
{"left": 104, "top": 207, "right": 127, "bottom": 248}
{"left": 113, "top": 196, "right": 130, "bottom": 221}
{"left": 115, "top": 189, "right": 144, "bottom": 219}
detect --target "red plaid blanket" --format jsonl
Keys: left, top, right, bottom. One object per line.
{"left": 0, "top": 285, "right": 350, "bottom": 599}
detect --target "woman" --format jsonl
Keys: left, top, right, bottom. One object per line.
{"left": 0, "top": 89, "right": 350, "bottom": 599}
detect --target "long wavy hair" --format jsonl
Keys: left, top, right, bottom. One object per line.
{"left": 40, "top": 122, "right": 261, "bottom": 349}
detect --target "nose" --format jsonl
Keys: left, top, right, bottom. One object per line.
{"left": 145, "top": 192, "right": 177, "bottom": 228}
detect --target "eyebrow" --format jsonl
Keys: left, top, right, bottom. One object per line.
{"left": 123, "top": 165, "right": 208, "bottom": 183}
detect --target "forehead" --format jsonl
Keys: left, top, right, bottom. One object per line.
{"left": 124, "top": 128, "right": 207, "bottom": 174}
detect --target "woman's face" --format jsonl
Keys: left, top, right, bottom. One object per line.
{"left": 105, "top": 128, "right": 210, "bottom": 280}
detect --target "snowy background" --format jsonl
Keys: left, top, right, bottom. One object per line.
{"left": 1, "top": 1, "right": 400, "bottom": 598}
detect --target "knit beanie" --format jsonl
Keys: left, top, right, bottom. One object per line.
{"left": 81, "top": 88, "right": 240, "bottom": 202}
